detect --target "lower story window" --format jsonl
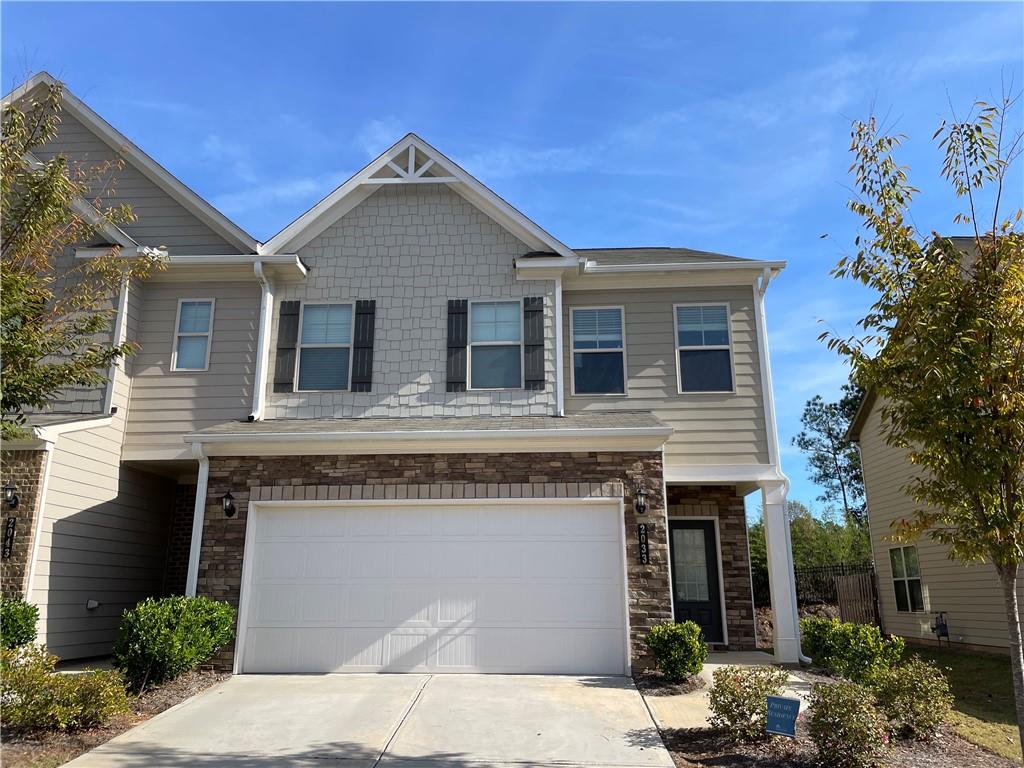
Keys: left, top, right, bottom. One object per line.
{"left": 890, "top": 545, "right": 924, "bottom": 612}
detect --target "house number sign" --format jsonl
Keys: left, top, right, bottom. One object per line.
{"left": 637, "top": 523, "right": 650, "bottom": 564}
{"left": 2, "top": 517, "right": 15, "bottom": 560}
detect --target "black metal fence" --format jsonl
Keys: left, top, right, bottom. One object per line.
{"left": 794, "top": 562, "right": 875, "bottom": 606}
{"left": 752, "top": 561, "right": 876, "bottom": 608}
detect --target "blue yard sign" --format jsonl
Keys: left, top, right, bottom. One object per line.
{"left": 765, "top": 695, "right": 801, "bottom": 738}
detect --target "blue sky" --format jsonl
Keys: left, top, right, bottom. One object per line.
{"left": 3, "top": 2, "right": 1022, "bottom": 512}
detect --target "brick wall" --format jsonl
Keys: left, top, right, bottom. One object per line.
{"left": 0, "top": 450, "right": 47, "bottom": 599}
{"left": 668, "top": 484, "right": 757, "bottom": 650}
{"left": 197, "top": 451, "right": 670, "bottom": 670}
{"left": 163, "top": 484, "right": 196, "bottom": 596}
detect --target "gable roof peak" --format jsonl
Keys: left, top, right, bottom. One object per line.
{"left": 260, "top": 132, "right": 576, "bottom": 258}
{"left": 3, "top": 72, "right": 259, "bottom": 255}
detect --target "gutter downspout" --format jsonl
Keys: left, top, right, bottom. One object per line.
{"left": 553, "top": 275, "right": 565, "bottom": 417}
{"left": 249, "top": 261, "right": 274, "bottom": 422}
{"left": 755, "top": 267, "right": 812, "bottom": 665}
{"left": 185, "top": 442, "right": 209, "bottom": 597}
{"left": 102, "top": 279, "right": 130, "bottom": 416}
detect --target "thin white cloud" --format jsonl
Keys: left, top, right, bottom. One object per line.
{"left": 356, "top": 117, "right": 404, "bottom": 159}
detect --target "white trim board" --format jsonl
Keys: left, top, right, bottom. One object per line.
{"left": 184, "top": 425, "right": 673, "bottom": 458}
{"left": 4, "top": 73, "right": 258, "bottom": 254}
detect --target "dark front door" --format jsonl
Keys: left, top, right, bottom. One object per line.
{"left": 669, "top": 520, "right": 724, "bottom": 643}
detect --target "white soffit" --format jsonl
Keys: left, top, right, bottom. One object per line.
{"left": 261, "top": 133, "right": 577, "bottom": 259}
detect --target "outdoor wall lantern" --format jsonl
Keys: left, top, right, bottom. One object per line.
{"left": 633, "top": 484, "right": 650, "bottom": 516}
{"left": 222, "top": 491, "right": 236, "bottom": 518}
{"left": 3, "top": 483, "right": 19, "bottom": 510}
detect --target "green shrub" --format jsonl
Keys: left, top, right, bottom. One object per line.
{"left": 707, "top": 664, "right": 791, "bottom": 742}
{"left": 113, "top": 596, "right": 235, "bottom": 692}
{"left": 871, "top": 656, "right": 952, "bottom": 740}
{"left": 801, "top": 617, "right": 904, "bottom": 682}
{"left": 644, "top": 621, "right": 708, "bottom": 682}
{"left": 1, "top": 597, "right": 39, "bottom": 648}
{"left": 1, "top": 645, "right": 129, "bottom": 731}
{"left": 808, "top": 681, "right": 889, "bottom": 768}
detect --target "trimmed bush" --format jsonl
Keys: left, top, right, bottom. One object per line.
{"left": 808, "top": 681, "right": 889, "bottom": 768}
{"left": 1, "top": 645, "right": 129, "bottom": 731}
{"left": 644, "top": 621, "right": 708, "bottom": 682}
{"left": 801, "top": 617, "right": 904, "bottom": 682}
{"left": 871, "top": 656, "right": 952, "bottom": 740}
{"left": 707, "top": 664, "right": 790, "bottom": 742}
{"left": 113, "top": 596, "right": 235, "bottom": 692}
{"left": 1, "top": 597, "right": 39, "bottom": 648}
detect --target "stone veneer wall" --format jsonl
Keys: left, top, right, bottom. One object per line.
{"left": 163, "top": 484, "right": 196, "bottom": 596}
{"left": 0, "top": 450, "right": 47, "bottom": 599}
{"left": 667, "top": 484, "right": 757, "bottom": 651}
{"left": 197, "top": 452, "right": 670, "bottom": 671}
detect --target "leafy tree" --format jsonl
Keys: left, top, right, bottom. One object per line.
{"left": 1, "top": 81, "right": 161, "bottom": 439}
{"left": 793, "top": 382, "right": 866, "bottom": 526}
{"left": 824, "top": 92, "right": 1024, "bottom": 750}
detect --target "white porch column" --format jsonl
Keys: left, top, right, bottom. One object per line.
{"left": 761, "top": 479, "right": 801, "bottom": 663}
{"left": 185, "top": 443, "right": 209, "bottom": 597}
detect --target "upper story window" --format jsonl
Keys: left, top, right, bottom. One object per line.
{"left": 297, "top": 303, "right": 353, "bottom": 391}
{"left": 172, "top": 299, "right": 214, "bottom": 371}
{"left": 674, "top": 304, "right": 733, "bottom": 393}
{"left": 890, "top": 545, "right": 924, "bottom": 612}
{"left": 571, "top": 307, "right": 626, "bottom": 395}
{"left": 469, "top": 301, "right": 522, "bottom": 389}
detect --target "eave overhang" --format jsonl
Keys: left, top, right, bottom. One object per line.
{"left": 184, "top": 424, "right": 673, "bottom": 457}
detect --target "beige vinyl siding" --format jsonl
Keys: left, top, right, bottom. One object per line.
{"left": 124, "top": 281, "right": 259, "bottom": 457}
{"left": 860, "top": 400, "right": 1013, "bottom": 649}
{"left": 563, "top": 286, "right": 769, "bottom": 467}
{"left": 32, "top": 111, "right": 241, "bottom": 254}
{"left": 31, "top": 352, "right": 174, "bottom": 659}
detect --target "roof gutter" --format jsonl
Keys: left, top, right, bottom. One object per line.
{"left": 584, "top": 260, "right": 787, "bottom": 274}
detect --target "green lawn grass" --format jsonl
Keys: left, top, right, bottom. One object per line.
{"left": 904, "top": 644, "right": 1021, "bottom": 762}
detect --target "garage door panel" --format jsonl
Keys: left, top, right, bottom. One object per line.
{"left": 389, "top": 585, "right": 434, "bottom": 625}
{"left": 242, "top": 501, "right": 626, "bottom": 674}
{"left": 302, "top": 543, "right": 348, "bottom": 578}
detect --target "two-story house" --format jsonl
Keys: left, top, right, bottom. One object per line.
{"left": 1, "top": 73, "right": 801, "bottom": 674}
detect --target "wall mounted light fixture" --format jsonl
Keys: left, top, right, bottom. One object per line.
{"left": 3, "top": 483, "right": 19, "bottom": 510}
{"left": 633, "top": 484, "right": 649, "bottom": 516}
{"left": 222, "top": 491, "right": 236, "bottom": 518}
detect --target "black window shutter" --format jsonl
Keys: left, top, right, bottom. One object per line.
{"left": 351, "top": 300, "right": 376, "bottom": 392}
{"left": 523, "top": 296, "right": 545, "bottom": 390}
{"left": 446, "top": 299, "right": 468, "bottom": 392}
{"left": 273, "top": 300, "right": 300, "bottom": 393}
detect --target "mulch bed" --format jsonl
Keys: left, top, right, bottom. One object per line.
{"left": 663, "top": 723, "right": 1019, "bottom": 768}
{"left": 1, "top": 668, "right": 229, "bottom": 768}
{"left": 659, "top": 664, "right": 1016, "bottom": 768}
{"left": 634, "top": 671, "right": 706, "bottom": 697}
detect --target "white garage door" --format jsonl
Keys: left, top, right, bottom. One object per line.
{"left": 239, "top": 500, "right": 627, "bottom": 674}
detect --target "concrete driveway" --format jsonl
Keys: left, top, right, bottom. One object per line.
{"left": 65, "top": 674, "right": 673, "bottom": 767}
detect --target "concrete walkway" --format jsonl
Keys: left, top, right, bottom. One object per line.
{"left": 65, "top": 674, "right": 674, "bottom": 767}
{"left": 642, "top": 651, "right": 810, "bottom": 730}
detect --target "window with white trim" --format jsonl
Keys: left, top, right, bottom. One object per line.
{"left": 675, "top": 304, "right": 733, "bottom": 392}
{"left": 889, "top": 545, "right": 924, "bottom": 612}
{"left": 172, "top": 299, "right": 214, "bottom": 371}
{"left": 297, "top": 303, "right": 353, "bottom": 391}
{"left": 469, "top": 301, "right": 522, "bottom": 389}
{"left": 571, "top": 307, "right": 626, "bottom": 395}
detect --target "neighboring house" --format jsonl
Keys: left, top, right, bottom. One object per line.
{"left": 1, "top": 72, "right": 801, "bottom": 674}
{"left": 849, "top": 391, "right": 1016, "bottom": 653}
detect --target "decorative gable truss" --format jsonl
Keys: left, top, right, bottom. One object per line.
{"left": 261, "top": 134, "right": 577, "bottom": 259}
